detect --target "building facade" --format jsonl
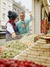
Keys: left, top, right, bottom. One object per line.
{"left": 0, "top": 0, "right": 13, "bottom": 30}
{"left": 12, "top": 0, "right": 25, "bottom": 21}
{"left": 0, "top": 0, "right": 25, "bottom": 30}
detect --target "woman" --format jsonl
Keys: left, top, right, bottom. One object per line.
{"left": 6, "top": 11, "right": 21, "bottom": 41}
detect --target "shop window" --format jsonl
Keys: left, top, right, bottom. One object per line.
{"left": 7, "top": 0, "right": 10, "bottom": 2}
{"left": 3, "top": 8, "right": 6, "bottom": 10}
{"left": 15, "top": 10, "right": 19, "bottom": 16}
{"left": 14, "top": 9, "right": 16, "bottom": 11}
{"left": 3, "top": 2, "right": 6, "bottom": 7}
{"left": 8, "top": 5, "right": 11, "bottom": 9}
{"left": 3, "top": 13, "right": 5, "bottom": 20}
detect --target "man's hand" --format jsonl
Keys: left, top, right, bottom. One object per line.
{"left": 30, "top": 14, "right": 32, "bottom": 17}
{"left": 12, "top": 32, "right": 16, "bottom": 39}
{"left": 22, "top": 24, "right": 25, "bottom": 28}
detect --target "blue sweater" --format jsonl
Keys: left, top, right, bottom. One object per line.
{"left": 16, "top": 17, "right": 32, "bottom": 34}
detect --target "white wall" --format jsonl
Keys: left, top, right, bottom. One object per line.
{"left": 42, "top": 7, "right": 45, "bottom": 20}
{"left": 0, "top": 0, "right": 1, "bottom": 20}
{"left": 32, "top": 0, "right": 35, "bottom": 34}
{"left": 32, "top": 0, "right": 41, "bottom": 34}
{"left": 35, "top": 0, "right": 41, "bottom": 34}
{"left": 0, "top": 0, "right": 1, "bottom": 29}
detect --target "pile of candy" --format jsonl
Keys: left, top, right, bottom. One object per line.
{"left": 0, "top": 59, "right": 47, "bottom": 67}
{"left": 0, "top": 40, "right": 28, "bottom": 58}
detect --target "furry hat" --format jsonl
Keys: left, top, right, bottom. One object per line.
{"left": 8, "top": 11, "right": 18, "bottom": 20}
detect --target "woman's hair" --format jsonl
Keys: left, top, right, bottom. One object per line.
{"left": 8, "top": 11, "right": 18, "bottom": 20}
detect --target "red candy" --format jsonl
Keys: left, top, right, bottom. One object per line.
{"left": 0, "top": 59, "right": 47, "bottom": 67}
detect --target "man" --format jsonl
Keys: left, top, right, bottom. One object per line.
{"left": 17, "top": 12, "right": 33, "bottom": 34}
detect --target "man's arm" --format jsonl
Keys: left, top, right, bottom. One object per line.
{"left": 27, "top": 15, "right": 33, "bottom": 23}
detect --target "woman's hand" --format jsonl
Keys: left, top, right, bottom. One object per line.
{"left": 12, "top": 32, "right": 16, "bottom": 39}
{"left": 22, "top": 24, "right": 25, "bottom": 28}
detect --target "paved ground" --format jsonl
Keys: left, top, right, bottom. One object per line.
{"left": 0, "top": 39, "right": 6, "bottom": 46}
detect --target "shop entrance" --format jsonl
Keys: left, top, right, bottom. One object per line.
{"left": 32, "top": 0, "right": 49, "bottom": 34}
